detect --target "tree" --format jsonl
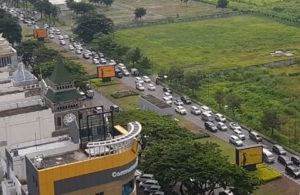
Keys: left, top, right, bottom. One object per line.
{"left": 102, "top": 0, "right": 114, "bottom": 7}
{"left": 168, "top": 66, "right": 184, "bottom": 83}
{"left": 261, "top": 109, "right": 281, "bottom": 136}
{"left": 226, "top": 93, "right": 242, "bottom": 117}
{"left": 134, "top": 8, "right": 146, "bottom": 20}
{"left": 68, "top": 2, "right": 95, "bottom": 15}
{"left": 17, "top": 40, "right": 44, "bottom": 67}
{"left": 128, "top": 48, "right": 142, "bottom": 67}
{"left": 138, "top": 56, "right": 152, "bottom": 73}
{"left": 74, "top": 14, "right": 113, "bottom": 43}
{"left": 217, "top": 0, "right": 229, "bottom": 9}
{"left": 183, "top": 0, "right": 189, "bottom": 5}
{"left": 215, "top": 89, "right": 226, "bottom": 109}
{"left": 184, "top": 72, "right": 201, "bottom": 94}
{"left": 0, "top": 9, "right": 22, "bottom": 44}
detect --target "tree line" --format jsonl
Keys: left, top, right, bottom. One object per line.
{"left": 0, "top": 8, "right": 22, "bottom": 44}
{"left": 115, "top": 110, "right": 260, "bottom": 195}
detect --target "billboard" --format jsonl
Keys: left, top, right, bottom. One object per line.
{"left": 97, "top": 65, "right": 115, "bottom": 78}
{"left": 33, "top": 29, "right": 47, "bottom": 39}
{"left": 236, "top": 145, "right": 263, "bottom": 167}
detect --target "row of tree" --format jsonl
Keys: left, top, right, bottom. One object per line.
{"left": 0, "top": 8, "right": 22, "bottom": 44}
{"left": 115, "top": 111, "right": 260, "bottom": 195}
{"left": 17, "top": 40, "right": 88, "bottom": 89}
{"left": 33, "top": 0, "right": 59, "bottom": 21}
{"left": 88, "top": 0, "right": 114, "bottom": 7}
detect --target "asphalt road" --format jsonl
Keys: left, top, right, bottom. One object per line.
{"left": 7, "top": 4, "right": 300, "bottom": 187}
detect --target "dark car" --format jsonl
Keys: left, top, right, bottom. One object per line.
{"left": 291, "top": 156, "right": 300, "bottom": 166}
{"left": 162, "top": 87, "right": 172, "bottom": 94}
{"left": 204, "top": 122, "right": 217, "bottom": 132}
{"left": 181, "top": 96, "right": 192, "bottom": 104}
{"left": 285, "top": 165, "right": 300, "bottom": 178}
{"left": 115, "top": 68, "right": 123, "bottom": 78}
{"left": 278, "top": 155, "right": 293, "bottom": 166}
{"left": 110, "top": 104, "right": 120, "bottom": 112}
{"left": 272, "top": 145, "right": 286, "bottom": 155}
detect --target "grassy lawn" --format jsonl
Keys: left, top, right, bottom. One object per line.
{"left": 45, "top": 41, "right": 96, "bottom": 75}
{"left": 96, "top": 82, "right": 140, "bottom": 111}
{"left": 22, "top": 27, "right": 33, "bottom": 40}
{"left": 115, "top": 15, "right": 300, "bottom": 72}
{"left": 94, "top": 0, "right": 225, "bottom": 25}
{"left": 184, "top": 63, "right": 300, "bottom": 152}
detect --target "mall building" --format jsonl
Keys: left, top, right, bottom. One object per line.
{"left": 1, "top": 106, "right": 141, "bottom": 195}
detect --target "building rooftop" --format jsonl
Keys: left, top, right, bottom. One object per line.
{"left": 0, "top": 33, "right": 17, "bottom": 56}
{"left": 141, "top": 94, "right": 171, "bottom": 109}
{"left": 0, "top": 104, "right": 47, "bottom": 117}
{"left": 45, "top": 88, "right": 79, "bottom": 103}
{"left": 48, "top": 59, "right": 73, "bottom": 85}
{"left": 11, "top": 63, "right": 38, "bottom": 86}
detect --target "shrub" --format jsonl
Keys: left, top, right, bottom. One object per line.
{"left": 90, "top": 78, "right": 120, "bottom": 87}
{"left": 111, "top": 90, "right": 139, "bottom": 99}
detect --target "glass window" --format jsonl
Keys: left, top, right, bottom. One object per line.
{"left": 57, "top": 117, "right": 61, "bottom": 126}
{"left": 122, "top": 179, "right": 134, "bottom": 195}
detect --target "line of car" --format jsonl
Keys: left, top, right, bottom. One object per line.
{"left": 136, "top": 173, "right": 164, "bottom": 195}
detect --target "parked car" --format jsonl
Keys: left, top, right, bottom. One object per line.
{"left": 175, "top": 106, "right": 187, "bottom": 115}
{"left": 200, "top": 106, "right": 211, "bottom": 113}
{"left": 205, "top": 121, "right": 217, "bottom": 132}
{"left": 278, "top": 155, "right": 292, "bottom": 166}
{"left": 229, "top": 135, "right": 243, "bottom": 147}
{"left": 190, "top": 106, "right": 201, "bottom": 115}
{"left": 139, "top": 179, "right": 158, "bottom": 188}
{"left": 148, "top": 83, "right": 156, "bottom": 91}
{"left": 181, "top": 96, "right": 191, "bottom": 104}
{"left": 136, "top": 83, "right": 145, "bottom": 91}
{"left": 249, "top": 131, "right": 262, "bottom": 142}
{"left": 163, "top": 92, "right": 172, "bottom": 100}
{"left": 233, "top": 129, "right": 245, "bottom": 140}
{"left": 174, "top": 99, "right": 184, "bottom": 106}
{"left": 263, "top": 149, "right": 275, "bottom": 163}
{"left": 215, "top": 113, "right": 226, "bottom": 122}
{"left": 144, "top": 185, "right": 161, "bottom": 194}
{"left": 142, "top": 75, "right": 151, "bottom": 83}
{"left": 201, "top": 112, "right": 213, "bottom": 122}
{"left": 272, "top": 145, "right": 287, "bottom": 155}
{"left": 59, "top": 40, "right": 66, "bottom": 45}
{"left": 83, "top": 53, "right": 90, "bottom": 59}
{"left": 285, "top": 165, "right": 300, "bottom": 178}
{"left": 162, "top": 96, "right": 172, "bottom": 105}
{"left": 110, "top": 104, "right": 120, "bottom": 112}
{"left": 217, "top": 122, "right": 228, "bottom": 131}
{"left": 93, "top": 106, "right": 103, "bottom": 114}
{"left": 163, "top": 87, "right": 172, "bottom": 94}
{"left": 136, "top": 174, "right": 154, "bottom": 182}
{"left": 228, "top": 122, "right": 242, "bottom": 130}
{"left": 291, "top": 156, "right": 300, "bottom": 166}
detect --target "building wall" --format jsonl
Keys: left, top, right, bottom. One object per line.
{"left": 0, "top": 92, "right": 25, "bottom": 102}
{"left": 36, "top": 140, "right": 138, "bottom": 195}
{"left": 0, "top": 108, "right": 55, "bottom": 146}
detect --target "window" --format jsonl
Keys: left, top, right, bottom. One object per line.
{"left": 57, "top": 117, "right": 62, "bottom": 126}
{"left": 95, "top": 193, "right": 104, "bottom": 195}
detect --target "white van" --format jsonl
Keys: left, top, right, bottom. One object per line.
{"left": 201, "top": 112, "right": 213, "bottom": 121}
{"left": 263, "top": 149, "right": 275, "bottom": 163}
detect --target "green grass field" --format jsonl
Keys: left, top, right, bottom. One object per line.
{"left": 115, "top": 15, "right": 300, "bottom": 72}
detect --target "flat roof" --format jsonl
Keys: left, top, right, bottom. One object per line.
{"left": 0, "top": 104, "right": 47, "bottom": 117}
{"left": 32, "top": 150, "right": 88, "bottom": 169}
{"left": 141, "top": 94, "right": 171, "bottom": 109}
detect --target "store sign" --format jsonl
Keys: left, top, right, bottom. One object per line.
{"left": 112, "top": 159, "right": 138, "bottom": 178}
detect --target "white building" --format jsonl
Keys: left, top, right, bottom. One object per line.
{"left": 0, "top": 33, "right": 17, "bottom": 67}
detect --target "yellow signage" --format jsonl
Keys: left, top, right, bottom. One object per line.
{"left": 97, "top": 65, "right": 115, "bottom": 78}
{"left": 236, "top": 145, "right": 262, "bottom": 166}
{"left": 33, "top": 29, "right": 47, "bottom": 39}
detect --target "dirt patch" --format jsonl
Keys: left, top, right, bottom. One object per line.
{"left": 257, "top": 177, "right": 300, "bottom": 195}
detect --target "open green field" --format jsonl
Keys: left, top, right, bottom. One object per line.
{"left": 184, "top": 63, "right": 300, "bottom": 152}
{"left": 115, "top": 15, "right": 300, "bottom": 72}
{"left": 94, "top": 0, "right": 225, "bottom": 24}
{"left": 196, "top": 0, "right": 300, "bottom": 23}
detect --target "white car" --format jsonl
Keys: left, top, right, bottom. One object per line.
{"left": 229, "top": 122, "right": 242, "bottom": 130}
{"left": 58, "top": 35, "right": 64, "bottom": 40}
{"left": 109, "top": 59, "right": 116, "bottom": 65}
{"left": 200, "top": 106, "right": 212, "bottom": 114}
{"left": 59, "top": 40, "right": 66, "bottom": 45}
{"left": 217, "top": 122, "right": 228, "bottom": 131}
{"left": 174, "top": 99, "right": 184, "bottom": 106}
{"left": 163, "top": 92, "right": 172, "bottom": 99}
{"left": 136, "top": 83, "right": 145, "bottom": 91}
{"left": 93, "top": 58, "right": 99, "bottom": 64}
{"left": 63, "top": 34, "right": 69, "bottom": 39}
{"left": 69, "top": 45, "right": 74, "bottom": 51}
{"left": 162, "top": 96, "right": 172, "bottom": 105}
{"left": 148, "top": 83, "right": 156, "bottom": 91}
{"left": 215, "top": 113, "right": 226, "bottom": 122}
{"left": 123, "top": 70, "right": 130, "bottom": 76}
{"left": 229, "top": 135, "right": 243, "bottom": 147}
{"left": 135, "top": 77, "right": 143, "bottom": 83}
{"left": 175, "top": 106, "right": 187, "bottom": 115}
{"left": 49, "top": 34, "right": 54, "bottom": 39}
{"left": 75, "top": 49, "right": 82, "bottom": 54}
{"left": 100, "top": 58, "right": 107, "bottom": 64}
{"left": 142, "top": 76, "right": 151, "bottom": 83}
{"left": 233, "top": 129, "right": 246, "bottom": 140}
{"left": 191, "top": 106, "right": 201, "bottom": 115}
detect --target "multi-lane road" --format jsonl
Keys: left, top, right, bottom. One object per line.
{"left": 7, "top": 4, "right": 300, "bottom": 186}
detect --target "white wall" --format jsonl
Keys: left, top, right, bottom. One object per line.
{"left": 0, "top": 108, "right": 55, "bottom": 145}
{"left": 0, "top": 92, "right": 25, "bottom": 103}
